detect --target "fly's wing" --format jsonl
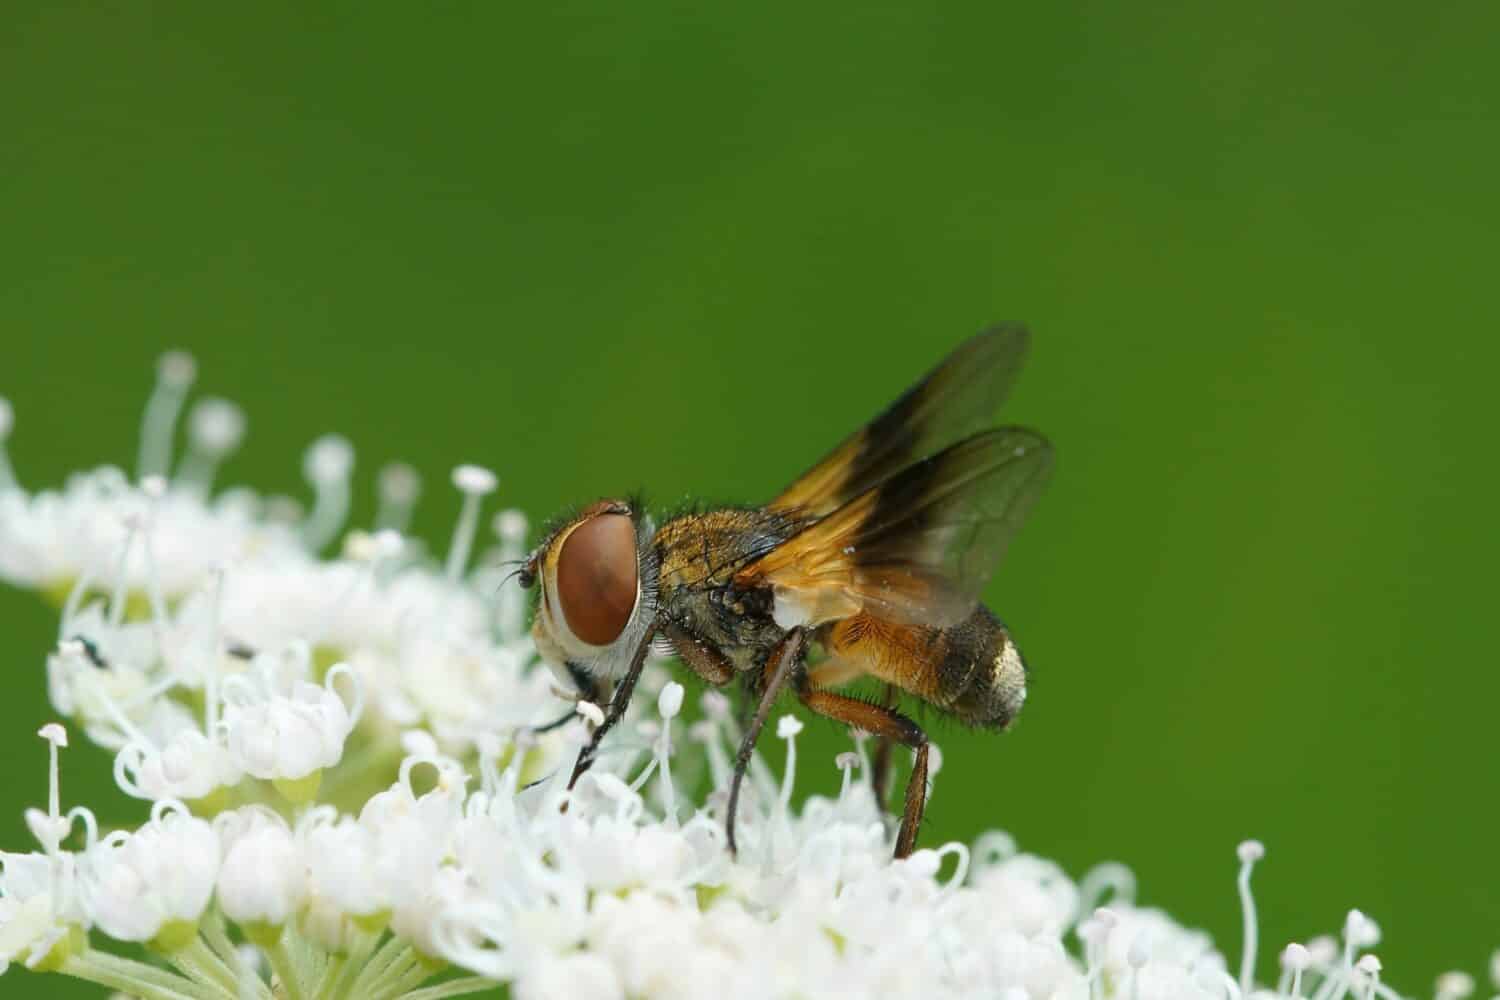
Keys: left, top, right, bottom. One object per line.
{"left": 737, "top": 428, "right": 1052, "bottom": 628}
{"left": 770, "top": 325, "right": 1032, "bottom": 518}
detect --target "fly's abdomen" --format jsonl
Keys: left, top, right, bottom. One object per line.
{"left": 821, "top": 604, "right": 1028, "bottom": 730}
{"left": 936, "top": 605, "right": 1028, "bottom": 729}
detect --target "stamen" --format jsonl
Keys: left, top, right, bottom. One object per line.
{"left": 65, "top": 805, "right": 99, "bottom": 850}
{"left": 493, "top": 509, "right": 529, "bottom": 642}
{"left": 776, "top": 715, "right": 804, "bottom": 815}
{"left": 1355, "top": 955, "right": 1382, "bottom": 1000}
{"left": 1307, "top": 936, "right": 1339, "bottom": 965}
{"left": 300, "top": 434, "right": 355, "bottom": 552}
{"left": 39, "top": 723, "right": 68, "bottom": 836}
{"left": 32, "top": 723, "right": 70, "bottom": 913}
{"left": 654, "top": 682, "right": 684, "bottom": 822}
{"left": 1236, "top": 839, "right": 1265, "bottom": 996}
{"left": 1282, "top": 942, "right": 1312, "bottom": 998}
{"left": 445, "top": 465, "right": 498, "bottom": 583}
{"left": 834, "top": 751, "right": 859, "bottom": 805}
{"left": 136, "top": 350, "right": 197, "bottom": 481}
{"left": 689, "top": 708, "right": 733, "bottom": 789}
{"left": 375, "top": 462, "right": 422, "bottom": 534}
{"left": 1077, "top": 861, "right": 1137, "bottom": 913}
{"left": 1079, "top": 910, "right": 1112, "bottom": 1000}
{"left": 1342, "top": 910, "right": 1380, "bottom": 969}
{"left": 176, "top": 397, "right": 246, "bottom": 496}
{"left": 1436, "top": 971, "right": 1476, "bottom": 1000}
{"left": 58, "top": 562, "right": 100, "bottom": 641}
{"left": 0, "top": 394, "right": 16, "bottom": 492}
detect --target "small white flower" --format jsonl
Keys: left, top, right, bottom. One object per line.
{"left": 221, "top": 646, "right": 359, "bottom": 783}
{"left": 116, "top": 726, "right": 243, "bottom": 802}
{"left": 0, "top": 851, "right": 81, "bottom": 972}
{"left": 215, "top": 809, "right": 304, "bottom": 928}
{"left": 301, "top": 816, "right": 387, "bottom": 933}
{"left": 83, "top": 803, "right": 218, "bottom": 945}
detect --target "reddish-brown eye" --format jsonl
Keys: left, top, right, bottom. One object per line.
{"left": 556, "top": 513, "right": 639, "bottom": 645}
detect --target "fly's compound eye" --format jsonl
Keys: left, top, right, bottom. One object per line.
{"left": 555, "top": 513, "right": 639, "bottom": 645}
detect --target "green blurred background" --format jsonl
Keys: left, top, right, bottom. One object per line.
{"left": 3, "top": 2, "right": 1497, "bottom": 994}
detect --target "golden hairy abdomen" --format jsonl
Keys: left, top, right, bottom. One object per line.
{"left": 823, "top": 605, "right": 1027, "bottom": 729}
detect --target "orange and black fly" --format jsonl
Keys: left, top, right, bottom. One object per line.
{"left": 519, "top": 326, "right": 1052, "bottom": 858}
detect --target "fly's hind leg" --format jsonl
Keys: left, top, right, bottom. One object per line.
{"left": 868, "top": 683, "right": 899, "bottom": 814}
{"left": 802, "top": 660, "right": 899, "bottom": 817}
{"left": 797, "top": 686, "right": 930, "bottom": 859}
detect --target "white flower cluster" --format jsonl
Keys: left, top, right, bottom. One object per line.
{"left": 0, "top": 357, "right": 1493, "bottom": 1000}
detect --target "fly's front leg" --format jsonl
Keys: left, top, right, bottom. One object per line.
{"left": 567, "top": 621, "right": 659, "bottom": 789}
{"left": 725, "top": 626, "right": 806, "bottom": 857}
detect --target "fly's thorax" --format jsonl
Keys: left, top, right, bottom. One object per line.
{"left": 525, "top": 499, "right": 660, "bottom": 685}
{"left": 652, "top": 507, "right": 809, "bottom": 670}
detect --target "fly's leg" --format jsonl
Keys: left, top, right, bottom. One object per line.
{"left": 567, "top": 622, "right": 659, "bottom": 789}
{"left": 868, "top": 683, "right": 899, "bottom": 814}
{"left": 797, "top": 686, "right": 930, "bottom": 859}
{"left": 725, "top": 626, "right": 806, "bottom": 857}
{"left": 664, "top": 623, "right": 736, "bottom": 686}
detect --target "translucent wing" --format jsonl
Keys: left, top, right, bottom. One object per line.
{"left": 738, "top": 428, "right": 1053, "bottom": 627}
{"left": 770, "top": 325, "right": 1032, "bottom": 518}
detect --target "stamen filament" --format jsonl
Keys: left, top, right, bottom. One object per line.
{"left": 1237, "top": 840, "right": 1264, "bottom": 996}
{"left": 300, "top": 435, "right": 355, "bottom": 553}
{"left": 0, "top": 395, "right": 16, "bottom": 492}
{"left": 445, "top": 466, "right": 497, "bottom": 583}
{"left": 137, "top": 351, "right": 197, "bottom": 483}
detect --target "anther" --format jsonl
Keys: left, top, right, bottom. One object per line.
{"left": 177, "top": 397, "right": 247, "bottom": 495}
{"left": 375, "top": 462, "right": 422, "bottom": 533}
{"left": 1436, "top": 971, "right": 1476, "bottom": 1000}
{"left": 1281, "top": 943, "right": 1311, "bottom": 971}
{"left": 494, "top": 509, "right": 528, "bottom": 545}
{"left": 658, "top": 682, "right": 685, "bottom": 720}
